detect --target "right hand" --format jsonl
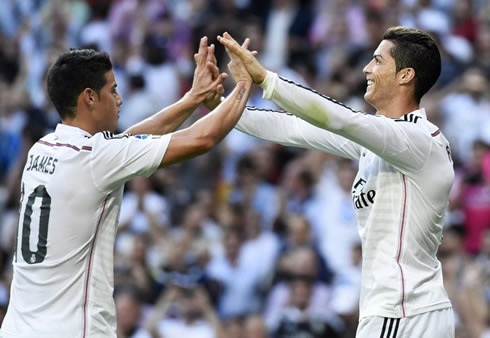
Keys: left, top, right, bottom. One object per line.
{"left": 189, "top": 36, "right": 228, "bottom": 104}
{"left": 218, "top": 32, "right": 267, "bottom": 84}
{"left": 225, "top": 38, "right": 253, "bottom": 84}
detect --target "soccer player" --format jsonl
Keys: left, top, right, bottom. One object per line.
{"left": 217, "top": 27, "right": 455, "bottom": 338}
{"left": 0, "top": 37, "right": 252, "bottom": 338}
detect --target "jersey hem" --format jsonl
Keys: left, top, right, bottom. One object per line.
{"left": 0, "top": 329, "right": 81, "bottom": 338}
{"left": 359, "top": 300, "right": 452, "bottom": 320}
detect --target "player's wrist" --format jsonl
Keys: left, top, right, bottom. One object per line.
{"left": 184, "top": 90, "right": 204, "bottom": 107}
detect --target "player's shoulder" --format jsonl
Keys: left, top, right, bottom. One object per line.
{"left": 99, "top": 130, "right": 132, "bottom": 140}
{"left": 393, "top": 112, "right": 433, "bottom": 131}
{"left": 90, "top": 131, "right": 167, "bottom": 151}
{"left": 93, "top": 130, "right": 166, "bottom": 142}
{"left": 33, "top": 130, "right": 94, "bottom": 154}
{"left": 89, "top": 130, "right": 132, "bottom": 146}
{"left": 393, "top": 112, "right": 443, "bottom": 138}
{"left": 29, "top": 131, "right": 56, "bottom": 153}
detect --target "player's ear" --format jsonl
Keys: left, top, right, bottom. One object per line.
{"left": 398, "top": 67, "right": 415, "bottom": 85}
{"left": 81, "top": 88, "right": 97, "bottom": 110}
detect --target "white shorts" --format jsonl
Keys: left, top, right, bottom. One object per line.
{"left": 356, "top": 308, "right": 454, "bottom": 338}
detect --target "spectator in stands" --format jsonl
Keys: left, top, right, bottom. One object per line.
{"left": 119, "top": 176, "right": 169, "bottom": 237}
{"left": 229, "top": 155, "right": 279, "bottom": 229}
{"left": 146, "top": 286, "right": 223, "bottom": 338}
{"left": 264, "top": 247, "right": 338, "bottom": 333}
{"left": 244, "top": 314, "right": 269, "bottom": 338}
{"left": 115, "top": 287, "right": 149, "bottom": 338}
{"left": 273, "top": 273, "right": 340, "bottom": 338}
{"left": 207, "top": 224, "right": 265, "bottom": 318}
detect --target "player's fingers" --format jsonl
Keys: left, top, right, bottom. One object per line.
{"left": 218, "top": 34, "right": 240, "bottom": 54}
{"left": 210, "top": 73, "right": 228, "bottom": 88}
{"left": 206, "top": 44, "right": 216, "bottom": 63}
{"left": 206, "top": 61, "right": 220, "bottom": 79}
{"left": 194, "top": 53, "right": 199, "bottom": 64}
{"left": 223, "top": 32, "right": 238, "bottom": 42}
{"left": 251, "top": 51, "right": 258, "bottom": 56}
{"left": 242, "top": 38, "right": 250, "bottom": 50}
{"left": 197, "top": 36, "right": 208, "bottom": 66}
{"left": 216, "top": 84, "right": 225, "bottom": 96}
{"left": 209, "top": 51, "right": 217, "bottom": 66}
{"left": 224, "top": 32, "right": 244, "bottom": 50}
{"left": 224, "top": 45, "right": 241, "bottom": 63}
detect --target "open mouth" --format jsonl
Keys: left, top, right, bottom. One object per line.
{"left": 367, "top": 79, "right": 374, "bottom": 87}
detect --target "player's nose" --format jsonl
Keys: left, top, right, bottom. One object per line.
{"left": 363, "top": 59, "right": 373, "bottom": 74}
{"left": 363, "top": 63, "right": 370, "bottom": 75}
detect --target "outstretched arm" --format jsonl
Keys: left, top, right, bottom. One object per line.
{"left": 215, "top": 33, "right": 360, "bottom": 160}
{"left": 237, "top": 106, "right": 361, "bottom": 160}
{"left": 159, "top": 50, "right": 253, "bottom": 167}
{"left": 219, "top": 33, "right": 432, "bottom": 172}
{"left": 125, "top": 37, "right": 227, "bottom": 136}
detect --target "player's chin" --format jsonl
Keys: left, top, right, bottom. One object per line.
{"left": 363, "top": 91, "right": 372, "bottom": 103}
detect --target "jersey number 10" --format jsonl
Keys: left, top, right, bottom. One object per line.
{"left": 16, "top": 184, "right": 51, "bottom": 264}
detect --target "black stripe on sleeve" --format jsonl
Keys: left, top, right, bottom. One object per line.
{"left": 278, "top": 76, "right": 366, "bottom": 115}
{"left": 394, "top": 113, "right": 421, "bottom": 124}
{"left": 246, "top": 105, "right": 290, "bottom": 115}
{"left": 380, "top": 318, "right": 388, "bottom": 338}
{"left": 102, "top": 131, "right": 131, "bottom": 140}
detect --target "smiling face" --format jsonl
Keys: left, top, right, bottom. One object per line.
{"left": 363, "top": 40, "right": 399, "bottom": 111}
{"left": 92, "top": 70, "right": 123, "bottom": 132}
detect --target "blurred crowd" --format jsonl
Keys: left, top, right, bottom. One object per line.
{"left": 0, "top": 0, "right": 489, "bottom": 337}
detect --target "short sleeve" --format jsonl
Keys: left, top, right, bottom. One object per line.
{"left": 89, "top": 132, "right": 171, "bottom": 192}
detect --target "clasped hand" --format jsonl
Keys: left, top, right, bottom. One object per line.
{"left": 190, "top": 33, "right": 267, "bottom": 109}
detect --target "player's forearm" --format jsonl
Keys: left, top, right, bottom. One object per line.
{"left": 236, "top": 106, "right": 315, "bottom": 147}
{"left": 236, "top": 106, "right": 361, "bottom": 160}
{"left": 195, "top": 80, "right": 252, "bottom": 147}
{"left": 260, "top": 71, "right": 354, "bottom": 132}
{"left": 124, "top": 92, "right": 200, "bottom": 136}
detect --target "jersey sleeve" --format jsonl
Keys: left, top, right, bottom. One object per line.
{"left": 260, "top": 71, "right": 432, "bottom": 172}
{"left": 236, "top": 106, "right": 361, "bottom": 161}
{"left": 89, "top": 132, "right": 171, "bottom": 193}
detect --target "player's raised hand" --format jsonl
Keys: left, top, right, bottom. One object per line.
{"left": 203, "top": 42, "right": 226, "bottom": 110}
{"left": 189, "top": 36, "right": 228, "bottom": 103}
{"left": 224, "top": 37, "right": 253, "bottom": 85}
{"left": 217, "top": 32, "right": 266, "bottom": 84}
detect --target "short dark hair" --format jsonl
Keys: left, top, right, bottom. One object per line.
{"left": 47, "top": 49, "right": 112, "bottom": 120}
{"left": 383, "top": 26, "right": 441, "bottom": 103}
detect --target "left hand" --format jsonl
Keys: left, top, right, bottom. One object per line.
{"left": 204, "top": 37, "right": 258, "bottom": 110}
{"left": 189, "top": 36, "right": 228, "bottom": 104}
{"left": 225, "top": 37, "right": 253, "bottom": 84}
{"left": 218, "top": 32, "right": 267, "bottom": 84}
{"left": 203, "top": 42, "right": 226, "bottom": 110}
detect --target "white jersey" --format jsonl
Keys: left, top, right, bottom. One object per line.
{"left": 0, "top": 124, "right": 170, "bottom": 338}
{"left": 236, "top": 71, "right": 454, "bottom": 319}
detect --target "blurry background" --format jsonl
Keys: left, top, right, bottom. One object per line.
{"left": 0, "top": 0, "right": 489, "bottom": 337}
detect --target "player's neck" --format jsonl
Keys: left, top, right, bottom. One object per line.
{"left": 375, "top": 96, "right": 419, "bottom": 119}
{"left": 62, "top": 116, "right": 97, "bottom": 136}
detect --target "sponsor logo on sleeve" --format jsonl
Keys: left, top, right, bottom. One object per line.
{"left": 134, "top": 134, "right": 162, "bottom": 140}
